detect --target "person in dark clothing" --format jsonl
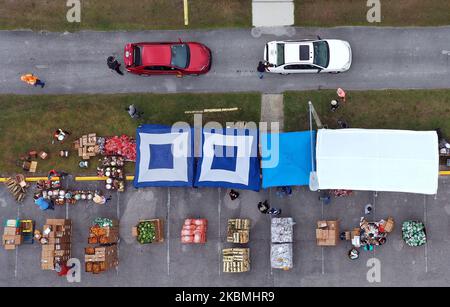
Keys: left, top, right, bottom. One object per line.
{"left": 257, "top": 200, "right": 270, "bottom": 214}
{"left": 107, "top": 56, "right": 124, "bottom": 75}
{"left": 257, "top": 61, "right": 267, "bottom": 79}
{"left": 267, "top": 207, "right": 282, "bottom": 216}
{"left": 229, "top": 189, "right": 240, "bottom": 201}
{"left": 125, "top": 104, "right": 143, "bottom": 119}
{"left": 337, "top": 119, "right": 349, "bottom": 129}
{"left": 330, "top": 99, "right": 340, "bottom": 112}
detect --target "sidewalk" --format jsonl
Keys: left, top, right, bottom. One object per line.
{"left": 252, "top": 0, "right": 295, "bottom": 27}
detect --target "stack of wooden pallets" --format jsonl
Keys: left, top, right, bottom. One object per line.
{"left": 222, "top": 248, "right": 250, "bottom": 273}
{"left": 226, "top": 219, "right": 250, "bottom": 244}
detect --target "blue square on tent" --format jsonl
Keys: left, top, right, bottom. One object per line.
{"left": 149, "top": 144, "right": 174, "bottom": 169}
{"left": 211, "top": 145, "right": 238, "bottom": 172}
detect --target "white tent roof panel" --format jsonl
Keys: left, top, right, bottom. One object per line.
{"left": 316, "top": 129, "right": 439, "bottom": 195}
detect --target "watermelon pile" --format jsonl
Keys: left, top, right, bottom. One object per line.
{"left": 137, "top": 221, "right": 156, "bottom": 244}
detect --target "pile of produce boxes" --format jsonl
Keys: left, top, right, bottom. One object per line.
{"left": 132, "top": 219, "right": 164, "bottom": 244}
{"left": 40, "top": 219, "right": 72, "bottom": 270}
{"left": 402, "top": 220, "right": 427, "bottom": 247}
{"left": 85, "top": 246, "right": 119, "bottom": 274}
{"left": 316, "top": 220, "right": 339, "bottom": 246}
{"left": 223, "top": 248, "right": 250, "bottom": 273}
{"left": 271, "top": 218, "right": 295, "bottom": 270}
{"left": 88, "top": 219, "right": 120, "bottom": 244}
{"left": 181, "top": 219, "right": 207, "bottom": 244}
{"left": 2, "top": 219, "right": 22, "bottom": 250}
{"left": 85, "top": 218, "right": 119, "bottom": 274}
{"left": 227, "top": 219, "right": 250, "bottom": 244}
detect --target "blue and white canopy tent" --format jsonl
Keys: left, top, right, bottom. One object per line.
{"left": 134, "top": 125, "right": 194, "bottom": 188}
{"left": 261, "top": 131, "right": 316, "bottom": 188}
{"left": 194, "top": 128, "right": 260, "bottom": 191}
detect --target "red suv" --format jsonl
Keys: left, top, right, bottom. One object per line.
{"left": 124, "top": 41, "right": 212, "bottom": 76}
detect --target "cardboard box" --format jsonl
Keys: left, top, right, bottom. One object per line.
{"left": 4, "top": 227, "right": 18, "bottom": 236}
{"left": 317, "top": 221, "right": 328, "bottom": 229}
{"left": 384, "top": 217, "right": 395, "bottom": 233}
{"left": 316, "top": 221, "right": 339, "bottom": 246}
{"left": 5, "top": 244, "right": 16, "bottom": 250}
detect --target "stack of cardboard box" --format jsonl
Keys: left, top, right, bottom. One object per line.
{"left": 85, "top": 245, "right": 119, "bottom": 274}
{"left": 381, "top": 217, "right": 395, "bottom": 233}
{"left": 271, "top": 218, "right": 295, "bottom": 270}
{"left": 316, "top": 220, "right": 339, "bottom": 246}
{"left": 2, "top": 220, "right": 22, "bottom": 250}
{"left": 74, "top": 133, "right": 100, "bottom": 160}
{"left": 85, "top": 218, "right": 119, "bottom": 274}
{"left": 223, "top": 248, "right": 250, "bottom": 273}
{"left": 226, "top": 219, "right": 250, "bottom": 244}
{"left": 40, "top": 219, "right": 72, "bottom": 270}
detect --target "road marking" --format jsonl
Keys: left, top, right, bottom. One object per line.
{"left": 184, "top": 0, "right": 189, "bottom": 26}
{"left": 218, "top": 188, "right": 222, "bottom": 276}
{"left": 14, "top": 205, "right": 20, "bottom": 279}
{"left": 116, "top": 191, "right": 120, "bottom": 276}
{"left": 167, "top": 188, "right": 171, "bottom": 276}
{"left": 424, "top": 195, "right": 428, "bottom": 273}
{"left": 321, "top": 197, "right": 324, "bottom": 275}
{"left": 268, "top": 188, "right": 273, "bottom": 277}
{"left": 14, "top": 247, "right": 19, "bottom": 278}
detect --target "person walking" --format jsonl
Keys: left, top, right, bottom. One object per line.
{"left": 55, "top": 261, "right": 76, "bottom": 277}
{"left": 20, "top": 73, "right": 45, "bottom": 88}
{"left": 107, "top": 56, "right": 124, "bottom": 75}
{"left": 126, "top": 104, "right": 143, "bottom": 120}
{"left": 330, "top": 99, "right": 340, "bottom": 112}
{"left": 364, "top": 204, "right": 373, "bottom": 215}
{"left": 257, "top": 61, "right": 266, "bottom": 79}
{"left": 257, "top": 200, "right": 270, "bottom": 214}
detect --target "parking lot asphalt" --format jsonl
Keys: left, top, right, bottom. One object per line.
{"left": 1, "top": 176, "right": 449, "bottom": 287}
{"left": 1, "top": 26, "right": 450, "bottom": 95}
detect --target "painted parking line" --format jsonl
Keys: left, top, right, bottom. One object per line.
{"left": 423, "top": 195, "right": 428, "bottom": 273}
{"left": 116, "top": 191, "right": 121, "bottom": 276}
{"left": 184, "top": 0, "right": 189, "bottom": 26}
{"left": 166, "top": 187, "right": 171, "bottom": 277}
{"left": 14, "top": 204, "right": 20, "bottom": 279}
{"left": 218, "top": 188, "right": 222, "bottom": 276}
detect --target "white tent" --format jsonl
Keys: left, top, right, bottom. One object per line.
{"left": 315, "top": 129, "right": 439, "bottom": 195}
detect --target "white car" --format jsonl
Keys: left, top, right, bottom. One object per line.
{"left": 263, "top": 38, "right": 352, "bottom": 74}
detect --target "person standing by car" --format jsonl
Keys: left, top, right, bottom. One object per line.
{"left": 107, "top": 56, "right": 124, "bottom": 75}
{"left": 20, "top": 73, "right": 45, "bottom": 88}
{"left": 257, "top": 61, "right": 267, "bottom": 79}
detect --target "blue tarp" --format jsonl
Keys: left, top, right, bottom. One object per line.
{"left": 261, "top": 131, "right": 315, "bottom": 188}
{"left": 134, "top": 125, "right": 194, "bottom": 188}
{"left": 194, "top": 128, "right": 261, "bottom": 191}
